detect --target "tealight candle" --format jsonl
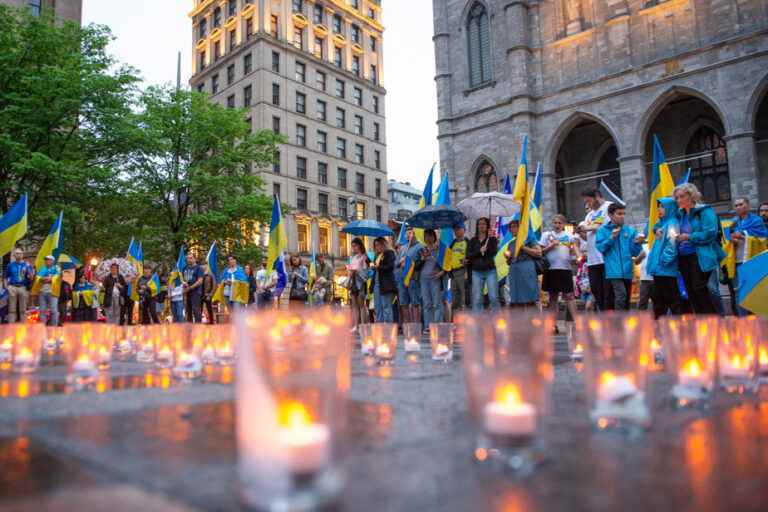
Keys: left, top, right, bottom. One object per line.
{"left": 97, "top": 347, "right": 111, "bottom": 370}
{"left": 216, "top": 342, "right": 235, "bottom": 365}
{"left": 374, "top": 343, "right": 391, "bottom": 359}
{"left": 678, "top": 358, "right": 707, "bottom": 389}
{"left": 361, "top": 339, "right": 375, "bottom": 356}
{"left": 721, "top": 354, "right": 749, "bottom": 379}
{"left": 73, "top": 354, "right": 98, "bottom": 375}
{"left": 136, "top": 343, "right": 155, "bottom": 363}
{"left": 0, "top": 339, "right": 12, "bottom": 363}
{"left": 173, "top": 351, "right": 202, "bottom": 379}
{"left": 118, "top": 339, "right": 133, "bottom": 355}
{"left": 597, "top": 372, "right": 638, "bottom": 403}
{"left": 201, "top": 344, "right": 217, "bottom": 365}
{"left": 156, "top": 345, "right": 174, "bottom": 368}
{"left": 759, "top": 348, "right": 768, "bottom": 379}
{"left": 432, "top": 342, "right": 452, "bottom": 361}
{"left": 276, "top": 402, "right": 330, "bottom": 474}
{"left": 13, "top": 347, "right": 36, "bottom": 373}
{"left": 483, "top": 384, "right": 536, "bottom": 438}
{"left": 404, "top": 337, "right": 420, "bottom": 353}
{"left": 43, "top": 337, "right": 58, "bottom": 351}
{"left": 571, "top": 343, "right": 584, "bottom": 362}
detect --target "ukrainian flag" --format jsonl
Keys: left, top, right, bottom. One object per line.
{"left": 206, "top": 241, "right": 218, "bottom": 285}
{"left": 648, "top": 135, "right": 675, "bottom": 248}
{"left": 495, "top": 231, "right": 515, "bottom": 281}
{"left": 396, "top": 222, "right": 408, "bottom": 247}
{"left": 0, "top": 194, "right": 28, "bottom": 257}
{"left": 512, "top": 138, "right": 532, "bottom": 258}
{"left": 72, "top": 289, "right": 95, "bottom": 308}
{"left": 58, "top": 253, "right": 82, "bottom": 270}
{"left": 267, "top": 195, "right": 287, "bottom": 278}
{"left": 529, "top": 162, "right": 543, "bottom": 240}
{"left": 403, "top": 255, "right": 415, "bottom": 287}
{"left": 678, "top": 167, "right": 691, "bottom": 186}
{"left": 308, "top": 249, "right": 318, "bottom": 304}
{"left": 169, "top": 246, "right": 187, "bottom": 287}
{"left": 148, "top": 273, "right": 161, "bottom": 297}
{"left": 737, "top": 250, "right": 768, "bottom": 316}
{"left": 30, "top": 267, "right": 62, "bottom": 297}
{"left": 34, "top": 211, "right": 63, "bottom": 272}
{"left": 435, "top": 173, "right": 454, "bottom": 271}
{"left": 503, "top": 174, "right": 513, "bottom": 195}
{"left": 127, "top": 239, "right": 143, "bottom": 302}
{"left": 230, "top": 267, "right": 250, "bottom": 304}
{"left": 414, "top": 164, "right": 435, "bottom": 243}
{"left": 722, "top": 219, "right": 736, "bottom": 279}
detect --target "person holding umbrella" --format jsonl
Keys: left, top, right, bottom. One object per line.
{"left": 468, "top": 217, "right": 500, "bottom": 311}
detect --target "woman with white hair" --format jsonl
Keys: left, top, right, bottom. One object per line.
{"left": 673, "top": 182, "right": 725, "bottom": 314}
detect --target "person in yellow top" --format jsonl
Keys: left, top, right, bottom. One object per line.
{"left": 449, "top": 222, "right": 469, "bottom": 314}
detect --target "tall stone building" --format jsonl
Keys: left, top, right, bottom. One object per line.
{"left": 433, "top": 0, "right": 768, "bottom": 225}
{"left": 189, "top": 0, "right": 387, "bottom": 265}
{"left": 0, "top": 0, "right": 82, "bottom": 23}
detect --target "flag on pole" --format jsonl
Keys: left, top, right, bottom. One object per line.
{"left": 0, "top": 194, "right": 28, "bottom": 257}
{"left": 206, "top": 241, "right": 219, "bottom": 285}
{"left": 127, "top": 239, "right": 144, "bottom": 302}
{"left": 529, "top": 162, "right": 543, "bottom": 239}
{"left": 513, "top": 138, "right": 531, "bottom": 258}
{"left": 267, "top": 195, "right": 288, "bottom": 297}
{"left": 599, "top": 179, "right": 625, "bottom": 207}
{"left": 403, "top": 255, "right": 415, "bottom": 287}
{"left": 148, "top": 273, "right": 161, "bottom": 297}
{"left": 415, "top": 164, "right": 435, "bottom": 243}
{"left": 169, "top": 246, "right": 187, "bottom": 287}
{"left": 678, "top": 167, "right": 691, "bottom": 186}
{"left": 34, "top": 211, "right": 63, "bottom": 272}
{"left": 308, "top": 249, "right": 318, "bottom": 300}
{"left": 495, "top": 231, "right": 515, "bottom": 282}
{"left": 503, "top": 174, "right": 513, "bottom": 195}
{"left": 396, "top": 222, "right": 408, "bottom": 247}
{"left": 648, "top": 135, "right": 676, "bottom": 248}
{"left": 230, "top": 267, "right": 251, "bottom": 304}
{"left": 435, "top": 173, "right": 454, "bottom": 271}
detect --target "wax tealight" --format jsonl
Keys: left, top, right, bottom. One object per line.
{"left": 73, "top": 355, "right": 98, "bottom": 376}
{"left": 483, "top": 384, "right": 536, "bottom": 437}
{"left": 201, "top": 344, "right": 217, "bottom": 365}
{"left": 404, "top": 338, "right": 420, "bottom": 353}
{"left": 375, "top": 343, "right": 391, "bottom": 359}
{"left": 277, "top": 402, "right": 331, "bottom": 474}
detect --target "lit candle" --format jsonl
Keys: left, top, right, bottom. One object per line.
{"left": 404, "top": 337, "right": 420, "bottom": 353}
{"left": 591, "top": 371, "right": 649, "bottom": 425}
{"left": 0, "top": 339, "right": 12, "bottom": 363}
{"left": 571, "top": 343, "right": 584, "bottom": 362}
{"left": 13, "top": 347, "right": 34, "bottom": 366}
{"left": 137, "top": 342, "right": 154, "bottom": 363}
{"left": 361, "top": 339, "right": 375, "bottom": 356}
{"left": 597, "top": 372, "right": 638, "bottom": 403}
{"left": 483, "top": 384, "right": 536, "bottom": 437}
{"left": 374, "top": 343, "right": 391, "bottom": 359}
{"left": 433, "top": 343, "right": 451, "bottom": 361}
{"left": 73, "top": 354, "right": 97, "bottom": 375}
{"left": 276, "top": 401, "right": 330, "bottom": 474}
{"left": 43, "top": 337, "right": 58, "bottom": 351}
{"left": 118, "top": 339, "right": 133, "bottom": 354}
{"left": 217, "top": 342, "right": 234, "bottom": 362}
{"left": 721, "top": 354, "right": 749, "bottom": 379}
{"left": 201, "top": 344, "right": 217, "bottom": 364}
{"left": 759, "top": 348, "right": 768, "bottom": 378}
{"left": 173, "top": 351, "right": 202, "bottom": 378}
{"left": 98, "top": 347, "right": 111, "bottom": 369}
{"left": 678, "top": 358, "right": 707, "bottom": 389}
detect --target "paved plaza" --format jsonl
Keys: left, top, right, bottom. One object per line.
{"left": 1, "top": 334, "right": 768, "bottom": 511}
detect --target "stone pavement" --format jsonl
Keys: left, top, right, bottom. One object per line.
{"left": 1, "top": 335, "right": 768, "bottom": 511}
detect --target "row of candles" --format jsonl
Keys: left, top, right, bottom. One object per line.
{"left": 358, "top": 322, "right": 454, "bottom": 363}
{"left": 0, "top": 323, "right": 236, "bottom": 389}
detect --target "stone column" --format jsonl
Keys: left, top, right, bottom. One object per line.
{"left": 725, "top": 132, "right": 760, "bottom": 205}
{"left": 617, "top": 155, "right": 648, "bottom": 226}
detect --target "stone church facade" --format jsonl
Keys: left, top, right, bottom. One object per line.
{"left": 433, "top": 0, "right": 768, "bottom": 225}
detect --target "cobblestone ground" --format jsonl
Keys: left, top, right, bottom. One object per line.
{"left": 1, "top": 334, "right": 768, "bottom": 511}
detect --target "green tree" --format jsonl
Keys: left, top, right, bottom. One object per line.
{"left": 118, "top": 85, "right": 283, "bottom": 266}
{"left": 0, "top": 6, "right": 139, "bottom": 256}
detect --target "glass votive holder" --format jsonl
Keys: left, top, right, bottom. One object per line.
{"left": 191, "top": 324, "right": 217, "bottom": 365}
{"left": 717, "top": 318, "right": 758, "bottom": 394}
{"left": 42, "top": 326, "right": 62, "bottom": 352}
{"left": 171, "top": 325, "right": 202, "bottom": 380}
{"left": 578, "top": 313, "right": 652, "bottom": 434}
{"left": 460, "top": 312, "right": 553, "bottom": 474}
{"left": 372, "top": 323, "right": 397, "bottom": 364}
{"left": 758, "top": 319, "right": 768, "bottom": 384}
{"left": 0, "top": 327, "right": 14, "bottom": 366}
{"left": 235, "top": 309, "right": 351, "bottom": 511}
{"left": 358, "top": 323, "right": 374, "bottom": 356}
{"left": 153, "top": 325, "right": 176, "bottom": 369}
{"left": 403, "top": 323, "right": 422, "bottom": 353}
{"left": 67, "top": 328, "right": 101, "bottom": 391}
{"left": 660, "top": 317, "right": 716, "bottom": 408}
{"left": 215, "top": 328, "right": 236, "bottom": 366}
{"left": 429, "top": 323, "right": 454, "bottom": 362}
{"left": 136, "top": 327, "right": 156, "bottom": 363}
{"left": 114, "top": 326, "right": 137, "bottom": 361}
{"left": 11, "top": 325, "right": 43, "bottom": 374}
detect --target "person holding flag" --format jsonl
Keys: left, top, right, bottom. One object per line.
{"left": 396, "top": 226, "right": 423, "bottom": 324}
{"left": 4, "top": 247, "right": 33, "bottom": 323}
{"left": 727, "top": 196, "right": 768, "bottom": 316}
{"left": 502, "top": 214, "right": 543, "bottom": 309}
{"left": 266, "top": 195, "right": 288, "bottom": 308}
{"left": 137, "top": 266, "right": 160, "bottom": 324}
{"left": 72, "top": 269, "right": 98, "bottom": 322}
{"left": 215, "top": 254, "right": 251, "bottom": 310}
{"left": 183, "top": 251, "right": 205, "bottom": 323}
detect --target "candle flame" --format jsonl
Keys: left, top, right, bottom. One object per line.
{"left": 730, "top": 354, "right": 743, "bottom": 369}
{"left": 760, "top": 348, "right": 768, "bottom": 366}
{"left": 278, "top": 401, "right": 312, "bottom": 429}
{"left": 599, "top": 371, "right": 616, "bottom": 387}
{"left": 683, "top": 359, "right": 702, "bottom": 377}
{"left": 574, "top": 343, "right": 584, "bottom": 352}
{"left": 650, "top": 339, "right": 661, "bottom": 351}
{"left": 76, "top": 353, "right": 91, "bottom": 364}
{"left": 496, "top": 318, "right": 507, "bottom": 331}
{"left": 18, "top": 346, "right": 32, "bottom": 358}
{"left": 494, "top": 383, "right": 522, "bottom": 405}
{"left": 0, "top": 338, "right": 11, "bottom": 349}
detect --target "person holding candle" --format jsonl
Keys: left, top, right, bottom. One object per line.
{"left": 503, "top": 215, "right": 543, "bottom": 309}
{"left": 372, "top": 237, "right": 396, "bottom": 323}
{"left": 468, "top": 217, "right": 500, "bottom": 311}
{"left": 420, "top": 229, "right": 445, "bottom": 328}
{"left": 647, "top": 197, "right": 684, "bottom": 318}
{"left": 596, "top": 204, "right": 644, "bottom": 310}
{"left": 4, "top": 248, "right": 33, "bottom": 323}
{"left": 673, "top": 183, "right": 725, "bottom": 315}
{"left": 541, "top": 214, "right": 579, "bottom": 326}
{"left": 727, "top": 197, "right": 768, "bottom": 316}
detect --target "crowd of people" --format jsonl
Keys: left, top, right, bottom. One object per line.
{"left": 3, "top": 182, "right": 767, "bottom": 330}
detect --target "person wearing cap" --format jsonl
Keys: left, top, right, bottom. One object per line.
{"left": 4, "top": 247, "right": 33, "bottom": 322}
{"left": 448, "top": 223, "right": 468, "bottom": 315}
{"left": 37, "top": 255, "right": 61, "bottom": 326}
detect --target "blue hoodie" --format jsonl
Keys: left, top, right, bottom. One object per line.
{"left": 676, "top": 204, "right": 726, "bottom": 273}
{"left": 647, "top": 197, "right": 679, "bottom": 278}
{"left": 596, "top": 220, "right": 643, "bottom": 280}
{"left": 727, "top": 213, "right": 768, "bottom": 261}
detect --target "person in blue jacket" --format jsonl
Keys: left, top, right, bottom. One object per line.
{"left": 596, "top": 203, "right": 644, "bottom": 310}
{"left": 647, "top": 197, "right": 683, "bottom": 318}
{"left": 727, "top": 196, "right": 768, "bottom": 316}
{"left": 673, "top": 183, "right": 726, "bottom": 315}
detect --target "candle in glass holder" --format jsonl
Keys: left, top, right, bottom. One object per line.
{"left": 571, "top": 343, "right": 584, "bottom": 362}
{"left": 42, "top": 336, "right": 58, "bottom": 351}
{"left": 597, "top": 372, "right": 638, "bottom": 402}
{"left": 0, "top": 338, "right": 12, "bottom": 363}
{"left": 73, "top": 353, "right": 98, "bottom": 375}
{"left": 374, "top": 343, "right": 391, "bottom": 359}
{"left": 720, "top": 354, "right": 749, "bottom": 379}
{"left": 590, "top": 371, "right": 648, "bottom": 426}
{"left": 759, "top": 348, "right": 768, "bottom": 380}
{"left": 404, "top": 337, "right": 420, "bottom": 353}
{"left": 678, "top": 358, "right": 707, "bottom": 388}
{"left": 276, "top": 401, "right": 330, "bottom": 474}
{"left": 432, "top": 342, "right": 452, "bottom": 361}
{"left": 156, "top": 345, "right": 174, "bottom": 368}
{"left": 137, "top": 342, "right": 155, "bottom": 363}
{"left": 97, "top": 347, "right": 111, "bottom": 370}
{"left": 173, "top": 351, "right": 202, "bottom": 379}
{"left": 483, "top": 384, "right": 536, "bottom": 438}
{"left": 650, "top": 339, "right": 664, "bottom": 365}
{"left": 216, "top": 341, "right": 235, "bottom": 365}
{"left": 117, "top": 338, "right": 133, "bottom": 356}
{"left": 201, "top": 344, "right": 217, "bottom": 365}
{"left": 13, "top": 346, "right": 37, "bottom": 374}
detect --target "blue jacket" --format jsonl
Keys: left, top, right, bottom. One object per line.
{"left": 676, "top": 205, "right": 726, "bottom": 273}
{"left": 596, "top": 222, "right": 643, "bottom": 279}
{"left": 647, "top": 197, "right": 679, "bottom": 278}
{"left": 727, "top": 213, "right": 768, "bottom": 239}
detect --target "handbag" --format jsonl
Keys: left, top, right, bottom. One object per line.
{"left": 534, "top": 255, "right": 549, "bottom": 276}
{"left": 289, "top": 276, "right": 308, "bottom": 302}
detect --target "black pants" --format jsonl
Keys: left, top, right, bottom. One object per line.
{"left": 638, "top": 281, "right": 653, "bottom": 311}
{"left": 609, "top": 279, "right": 632, "bottom": 310}
{"left": 651, "top": 275, "right": 683, "bottom": 318}
{"left": 202, "top": 298, "right": 215, "bottom": 323}
{"left": 140, "top": 297, "right": 159, "bottom": 324}
{"left": 120, "top": 299, "right": 134, "bottom": 325}
{"left": 678, "top": 254, "right": 717, "bottom": 314}
{"left": 185, "top": 293, "right": 203, "bottom": 323}
{"left": 588, "top": 264, "right": 614, "bottom": 311}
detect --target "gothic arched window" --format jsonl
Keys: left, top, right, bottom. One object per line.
{"left": 475, "top": 161, "right": 498, "bottom": 192}
{"left": 685, "top": 126, "right": 730, "bottom": 204}
{"left": 467, "top": 2, "right": 491, "bottom": 88}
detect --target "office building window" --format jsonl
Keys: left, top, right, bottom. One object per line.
{"left": 197, "top": 17, "right": 207, "bottom": 39}
{"left": 375, "top": 178, "right": 382, "bottom": 198}
{"left": 336, "top": 107, "right": 346, "bottom": 129}
{"left": 313, "top": 3, "right": 324, "bottom": 24}
{"left": 295, "top": 61, "right": 306, "bottom": 82}
{"left": 317, "top": 100, "right": 327, "bottom": 121}
{"left": 297, "top": 189, "right": 308, "bottom": 211}
{"left": 355, "top": 201, "right": 366, "bottom": 220}
{"left": 199, "top": 50, "right": 206, "bottom": 71}
{"left": 213, "top": 40, "right": 222, "bottom": 61}
{"left": 374, "top": 150, "right": 381, "bottom": 170}
{"left": 352, "top": 55, "right": 360, "bottom": 77}
{"left": 338, "top": 168, "right": 347, "bottom": 189}
{"left": 317, "top": 131, "right": 328, "bottom": 153}
{"left": 243, "top": 84, "right": 252, "bottom": 106}
{"left": 375, "top": 205, "right": 382, "bottom": 222}
{"left": 298, "top": 222, "right": 309, "bottom": 250}
{"left": 336, "top": 138, "right": 347, "bottom": 158}
{"left": 229, "top": 29, "right": 237, "bottom": 50}
{"left": 227, "top": 94, "right": 235, "bottom": 108}
{"left": 314, "top": 37, "right": 325, "bottom": 59}
{"left": 213, "top": 6, "right": 222, "bottom": 27}
{"left": 354, "top": 144, "right": 364, "bottom": 164}
{"left": 353, "top": 87, "right": 363, "bottom": 106}
{"left": 373, "top": 122, "right": 380, "bottom": 142}
{"left": 272, "top": 116, "right": 281, "bottom": 134}
{"left": 338, "top": 197, "right": 348, "bottom": 220}
{"left": 354, "top": 115, "right": 363, "bottom": 136}
{"left": 244, "top": 53, "right": 253, "bottom": 74}
{"left": 273, "top": 150, "right": 281, "bottom": 174}
{"left": 292, "top": 0, "right": 303, "bottom": 12}
{"left": 370, "top": 36, "right": 377, "bottom": 52}
{"left": 316, "top": 70, "right": 326, "bottom": 91}
{"left": 271, "top": 51, "right": 280, "bottom": 72}
{"left": 335, "top": 79, "right": 345, "bottom": 98}
{"left": 293, "top": 27, "right": 305, "bottom": 50}
{"left": 296, "top": 124, "right": 307, "bottom": 146}
{"left": 356, "top": 172, "right": 365, "bottom": 193}
{"left": 339, "top": 231, "right": 349, "bottom": 256}
{"left": 297, "top": 157, "right": 307, "bottom": 179}
{"left": 227, "top": 0, "right": 236, "bottom": 17}
{"left": 351, "top": 25, "right": 361, "bottom": 44}
{"left": 246, "top": 16, "right": 255, "bottom": 39}
{"left": 270, "top": 15, "right": 279, "bottom": 38}
{"left": 332, "top": 14, "right": 342, "bottom": 33}
{"left": 296, "top": 92, "right": 306, "bottom": 114}
{"left": 211, "top": 74, "right": 220, "bottom": 94}
{"left": 319, "top": 193, "right": 329, "bottom": 216}
{"left": 273, "top": 182, "right": 281, "bottom": 199}
{"left": 227, "top": 64, "right": 235, "bottom": 85}
{"left": 333, "top": 47, "right": 343, "bottom": 68}
{"left": 373, "top": 95, "right": 380, "bottom": 113}
{"left": 272, "top": 83, "right": 280, "bottom": 105}
{"left": 370, "top": 65, "right": 378, "bottom": 85}
{"left": 318, "top": 162, "right": 328, "bottom": 184}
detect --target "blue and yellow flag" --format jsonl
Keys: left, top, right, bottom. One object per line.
{"left": 396, "top": 222, "right": 408, "bottom": 247}
{"left": 57, "top": 253, "right": 82, "bottom": 270}
{"left": 308, "top": 249, "right": 317, "bottom": 293}
{"left": 530, "top": 162, "right": 543, "bottom": 239}
{"left": 127, "top": 239, "right": 144, "bottom": 301}
{"left": 513, "top": 139, "right": 531, "bottom": 258}
{"left": 503, "top": 174, "right": 513, "bottom": 195}
{"left": 679, "top": 167, "right": 691, "bottom": 186}
{"left": 648, "top": 135, "right": 675, "bottom": 248}
{"left": 206, "top": 241, "right": 218, "bottom": 284}
{"left": 414, "top": 164, "right": 435, "bottom": 244}
{"left": 230, "top": 267, "right": 250, "bottom": 304}
{"left": 0, "top": 194, "right": 28, "bottom": 257}
{"left": 267, "top": 195, "right": 287, "bottom": 278}
{"left": 34, "top": 211, "right": 63, "bottom": 272}
{"left": 435, "top": 173, "right": 454, "bottom": 271}
{"left": 495, "top": 232, "right": 515, "bottom": 281}
{"left": 721, "top": 219, "right": 736, "bottom": 279}
{"left": 148, "top": 273, "right": 161, "bottom": 297}
{"left": 169, "top": 246, "right": 187, "bottom": 287}
{"left": 402, "top": 255, "right": 415, "bottom": 287}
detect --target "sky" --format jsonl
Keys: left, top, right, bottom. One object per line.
{"left": 82, "top": 0, "right": 437, "bottom": 188}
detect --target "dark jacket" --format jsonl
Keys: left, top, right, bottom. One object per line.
{"left": 467, "top": 235, "right": 499, "bottom": 272}
{"left": 376, "top": 249, "right": 397, "bottom": 295}
{"left": 102, "top": 274, "right": 127, "bottom": 308}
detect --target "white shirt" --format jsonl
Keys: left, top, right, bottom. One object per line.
{"left": 541, "top": 230, "right": 576, "bottom": 271}
{"left": 638, "top": 244, "right": 652, "bottom": 281}
{"left": 582, "top": 201, "right": 612, "bottom": 267}
{"left": 170, "top": 284, "right": 184, "bottom": 302}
